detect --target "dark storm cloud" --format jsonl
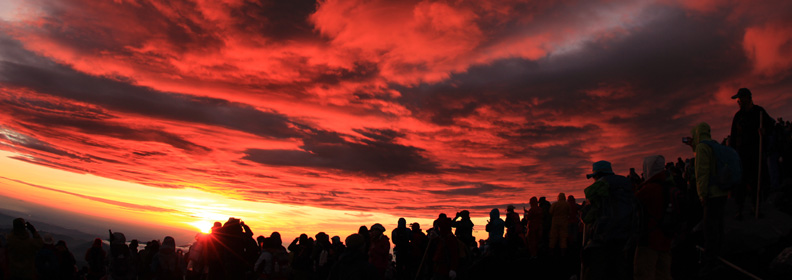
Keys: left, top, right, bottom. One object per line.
{"left": 0, "top": 37, "right": 302, "bottom": 140}
{"left": 427, "top": 181, "right": 508, "bottom": 196}
{"left": 244, "top": 129, "right": 439, "bottom": 176}
{"left": 396, "top": 6, "right": 748, "bottom": 126}
{"left": 33, "top": 0, "right": 224, "bottom": 53}
{"left": 230, "top": 0, "right": 319, "bottom": 40}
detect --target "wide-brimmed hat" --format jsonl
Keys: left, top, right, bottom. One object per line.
{"left": 586, "top": 160, "right": 615, "bottom": 179}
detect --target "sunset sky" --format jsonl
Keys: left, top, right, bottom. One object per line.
{"left": 1, "top": 0, "right": 791, "bottom": 243}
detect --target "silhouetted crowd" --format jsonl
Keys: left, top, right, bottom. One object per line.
{"left": 2, "top": 88, "right": 791, "bottom": 280}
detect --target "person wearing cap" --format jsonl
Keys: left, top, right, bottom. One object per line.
{"left": 368, "top": 223, "right": 390, "bottom": 277}
{"left": 729, "top": 88, "right": 775, "bottom": 220}
{"left": 582, "top": 160, "right": 636, "bottom": 280}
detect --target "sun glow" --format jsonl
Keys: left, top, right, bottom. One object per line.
{"left": 188, "top": 220, "right": 215, "bottom": 234}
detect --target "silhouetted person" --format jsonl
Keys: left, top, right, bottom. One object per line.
{"left": 409, "top": 223, "right": 428, "bottom": 279}
{"left": 431, "top": 216, "right": 459, "bottom": 280}
{"left": 152, "top": 236, "right": 180, "bottom": 280}
{"left": 539, "top": 197, "right": 552, "bottom": 248}
{"left": 327, "top": 234, "right": 379, "bottom": 280}
{"left": 55, "top": 240, "right": 77, "bottom": 280}
{"left": 549, "top": 192, "right": 570, "bottom": 256}
{"left": 629, "top": 168, "right": 643, "bottom": 188}
{"left": 128, "top": 239, "right": 140, "bottom": 280}
{"left": 6, "top": 218, "right": 43, "bottom": 280}
{"left": 289, "top": 233, "right": 314, "bottom": 280}
{"left": 391, "top": 218, "right": 412, "bottom": 280}
{"left": 108, "top": 230, "right": 130, "bottom": 280}
{"left": 582, "top": 160, "right": 636, "bottom": 280}
{"left": 368, "top": 223, "right": 390, "bottom": 277}
{"left": 451, "top": 210, "right": 475, "bottom": 248}
{"left": 729, "top": 88, "right": 775, "bottom": 219}
{"left": 268, "top": 232, "right": 290, "bottom": 279}
{"left": 485, "top": 208, "right": 505, "bottom": 256}
{"left": 312, "top": 232, "right": 333, "bottom": 279}
{"left": 186, "top": 234, "right": 204, "bottom": 280}
{"left": 358, "top": 225, "right": 370, "bottom": 254}
{"left": 504, "top": 205, "right": 523, "bottom": 249}
{"left": 676, "top": 157, "right": 685, "bottom": 172}
{"left": 85, "top": 238, "right": 106, "bottom": 280}
{"left": 568, "top": 195, "right": 581, "bottom": 248}
{"left": 217, "top": 218, "right": 254, "bottom": 279}
{"left": 689, "top": 122, "right": 727, "bottom": 276}
{"left": 330, "top": 236, "right": 345, "bottom": 264}
{"left": 205, "top": 222, "right": 223, "bottom": 280}
{"left": 634, "top": 155, "right": 673, "bottom": 280}
{"left": 254, "top": 237, "right": 273, "bottom": 279}
{"left": 524, "top": 197, "right": 544, "bottom": 258}
{"left": 35, "top": 234, "right": 58, "bottom": 279}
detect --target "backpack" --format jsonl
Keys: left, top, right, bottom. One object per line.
{"left": 700, "top": 140, "right": 742, "bottom": 190}
{"left": 658, "top": 179, "right": 685, "bottom": 239}
{"left": 596, "top": 175, "right": 638, "bottom": 243}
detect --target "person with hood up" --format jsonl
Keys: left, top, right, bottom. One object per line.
{"left": 152, "top": 236, "right": 180, "bottom": 280}
{"left": 6, "top": 218, "right": 44, "bottom": 280}
{"left": 85, "top": 237, "right": 107, "bottom": 280}
{"left": 391, "top": 218, "right": 412, "bottom": 279}
{"left": 524, "top": 197, "right": 544, "bottom": 258}
{"left": 368, "top": 223, "right": 391, "bottom": 277}
{"left": 108, "top": 230, "right": 131, "bottom": 280}
{"left": 267, "top": 232, "right": 290, "bottom": 280}
{"left": 634, "top": 155, "right": 673, "bottom": 280}
{"left": 689, "top": 122, "right": 728, "bottom": 274}
{"left": 55, "top": 240, "right": 78, "bottom": 280}
{"left": 549, "top": 192, "right": 571, "bottom": 256}
{"left": 485, "top": 208, "right": 505, "bottom": 256}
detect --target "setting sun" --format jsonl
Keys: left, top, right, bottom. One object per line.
{"left": 188, "top": 220, "right": 215, "bottom": 234}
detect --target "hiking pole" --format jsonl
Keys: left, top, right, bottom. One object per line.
{"left": 414, "top": 237, "right": 434, "bottom": 280}
{"left": 757, "top": 113, "right": 763, "bottom": 219}
{"left": 580, "top": 218, "right": 586, "bottom": 280}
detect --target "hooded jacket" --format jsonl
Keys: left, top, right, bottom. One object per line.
{"left": 636, "top": 155, "right": 672, "bottom": 251}
{"left": 485, "top": 208, "right": 504, "bottom": 242}
{"left": 691, "top": 122, "right": 728, "bottom": 199}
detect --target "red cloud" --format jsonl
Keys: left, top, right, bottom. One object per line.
{"left": 743, "top": 22, "right": 792, "bottom": 78}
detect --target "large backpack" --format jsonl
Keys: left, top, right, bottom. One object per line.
{"left": 700, "top": 140, "right": 742, "bottom": 190}
{"left": 596, "top": 175, "right": 638, "bottom": 243}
